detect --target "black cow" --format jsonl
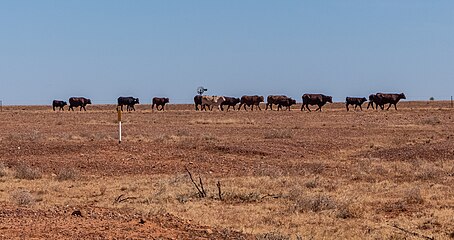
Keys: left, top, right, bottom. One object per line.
{"left": 301, "top": 94, "right": 333, "bottom": 112}
{"left": 367, "top": 94, "right": 381, "bottom": 110}
{"left": 276, "top": 97, "right": 297, "bottom": 111}
{"left": 152, "top": 97, "right": 169, "bottom": 111}
{"left": 238, "top": 95, "right": 264, "bottom": 111}
{"left": 220, "top": 97, "right": 240, "bottom": 111}
{"left": 375, "top": 93, "right": 406, "bottom": 110}
{"left": 117, "top": 97, "right": 139, "bottom": 112}
{"left": 52, "top": 100, "right": 67, "bottom": 111}
{"left": 345, "top": 97, "right": 367, "bottom": 111}
{"left": 69, "top": 97, "right": 92, "bottom": 111}
{"left": 194, "top": 95, "right": 202, "bottom": 111}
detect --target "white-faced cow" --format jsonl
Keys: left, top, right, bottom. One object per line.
{"left": 69, "top": 97, "right": 92, "bottom": 111}
{"left": 301, "top": 94, "right": 332, "bottom": 112}
{"left": 201, "top": 96, "right": 226, "bottom": 111}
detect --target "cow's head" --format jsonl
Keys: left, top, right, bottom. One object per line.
{"left": 361, "top": 97, "right": 367, "bottom": 103}
{"left": 368, "top": 94, "right": 375, "bottom": 101}
{"left": 234, "top": 98, "right": 240, "bottom": 104}
{"left": 63, "top": 101, "right": 68, "bottom": 106}
{"left": 324, "top": 96, "right": 333, "bottom": 103}
{"left": 290, "top": 99, "right": 297, "bottom": 105}
{"left": 399, "top": 93, "right": 406, "bottom": 99}
{"left": 86, "top": 99, "right": 92, "bottom": 104}
{"left": 134, "top": 98, "right": 140, "bottom": 104}
{"left": 164, "top": 98, "right": 169, "bottom": 103}
{"left": 259, "top": 96, "right": 264, "bottom": 102}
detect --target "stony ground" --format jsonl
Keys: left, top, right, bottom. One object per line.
{"left": 0, "top": 101, "right": 453, "bottom": 239}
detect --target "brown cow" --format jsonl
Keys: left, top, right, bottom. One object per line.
{"left": 266, "top": 95, "right": 288, "bottom": 110}
{"left": 69, "top": 97, "right": 92, "bottom": 111}
{"left": 345, "top": 97, "right": 367, "bottom": 111}
{"left": 301, "top": 94, "right": 332, "bottom": 112}
{"left": 375, "top": 93, "right": 406, "bottom": 110}
{"left": 276, "top": 97, "right": 297, "bottom": 111}
{"left": 152, "top": 97, "right": 169, "bottom": 111}
{"left": 238, "top": 95, "right": 264, "bottom": 111}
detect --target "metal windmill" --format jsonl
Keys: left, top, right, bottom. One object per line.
{"left": 197, "top": 86, "right": 207, "bottom": 95}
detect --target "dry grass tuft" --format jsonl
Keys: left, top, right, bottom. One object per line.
{"left": 10, "top": 189, "right": 34, "bottom": 206}
{"left": 191, "top": 118, "right": 254, "bottom": 125}
{"left": 14, "top": 164, "right": 42, "bottom": 180}
{"left": 292, "top": 194, "right": 337, "bottom": 213}
{"left": 264, "top": 129, "right": 292, "bottom": 139}
{"left": 335, "top": 201, "right": 361, "bottom": 219}
{"left": 56, "top": 167, "right": 78, "bottom": 181}
{"left": 256, "top": 232, "right": 290, "bottom": 240}
{"left": 403, "top": 187, "right": 424, "bottom": 204}
{"left": 0, "top": 162, "right": 7, "bottom": 177}
{"left": 420, "top": 116, "right": 441, "bottom": 125}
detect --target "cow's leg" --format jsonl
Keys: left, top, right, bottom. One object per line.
{"left": 257, "top": 104, "right": 261, "bottom": 111}
{"left": 346, "top": 103, "right": 349, "bottom": 111}
{"left": 301, "top": 103, "right": 304, "bottom": 111}
{"left": 394, "top": 103, "right": 398, "bottom": 111}
{"left": 306, "top": 104, "right": 311, "bottom": 112}
{"left": 359, "top": 104, "right": 363, "bottom": 111}
{"left": 132, "top": 105, "right": 136, "bottom": 111}
{"left": 53, "top": 106, "right": 56, "bottom": 111}
{"left": 386, "top": 103, "right": 392, "bottom": 110}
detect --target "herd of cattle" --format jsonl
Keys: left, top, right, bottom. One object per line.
{"left": 52, "top": 93, "right": 406, "bottom": 112}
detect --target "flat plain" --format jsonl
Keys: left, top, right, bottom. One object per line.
{"left": 0, "top": 101, "right": 453, "bottom": 239}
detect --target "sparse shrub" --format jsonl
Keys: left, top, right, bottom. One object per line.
{"left": 10, "top": 189, "right": 34, "bottom": 206}
{"left": 264, "top": 129, "right": 292, "bottom": 139}
{"left": 176, "top": 129, "right": 190, "bottom": 136}
{"left": 14, "top": 164, "right": 42, "bottom": 180}
{"left": 403, "top": 187, "right": 424, "bottom": 204}
{"left": 336, "top": 202, "right": 360, "bottom": 219}
{"left": 421, "top": 117, "right": 441, "bottom": 125}
{"left": 201, "top": 133, "right": 217, "bottom": 141}
{"left": 256, "top": 232, "right": 290, "bottom": 240}
{"left": 304, "top": 178, "right": 318, "bottom": 189}
{"left": 56, "top": 167, "right": 78, "bottom": 181}
{"left": 293, "top": 194, "right": 337, "bottom": 213}
{"left": 415, "top": 167, "right": 440, "bottom": 181}
{"left": 306, "top": 163, "right": 324, "bottom": 175}
{"left": 0, "top": 162, "right": 7, "bottom": 177}
{"left": 380, "top": 200, "right": 407, "bottom": 213}
{"left": 99, "top": 185, "right": 107, "bottom": 196}
{"left": 224, "top": 192, "right": 262, "bottom": 203}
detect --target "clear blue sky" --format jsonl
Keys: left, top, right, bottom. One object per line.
{"left": 1, "top": 1, "right": 453, "bottom": 105}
